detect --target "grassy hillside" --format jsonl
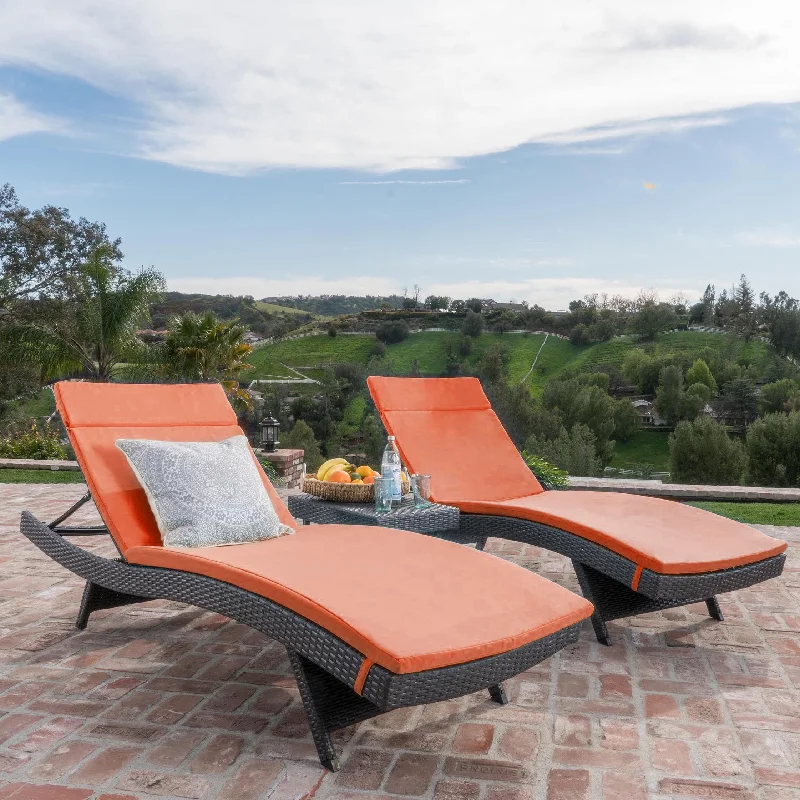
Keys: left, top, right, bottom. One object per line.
{"left": 254, "top": 301, "right": 329, "bottom": 320}
{"left": 247, "top": 329, "right": 787, "bottom": 396}
{"left": 247, "top": 331, "right": 581, "bottom": 392}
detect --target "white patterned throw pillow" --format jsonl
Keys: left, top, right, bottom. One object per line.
{"left": 116, "top": 435, "right": 294, "bottom": 548}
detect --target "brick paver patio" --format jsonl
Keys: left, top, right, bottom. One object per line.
{"left": 1, "top": 484, "right": 799, "bottom": 800}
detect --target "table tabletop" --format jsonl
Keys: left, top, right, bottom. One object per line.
{"left": 287, "top": 492, "right": 460, "bottom": 535}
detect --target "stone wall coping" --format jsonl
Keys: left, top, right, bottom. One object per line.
{"left": 0, "top": 458, "right": 81, "bottom": 471}
{"left": 568, "top": 476, "right": 800, "bottom": 502}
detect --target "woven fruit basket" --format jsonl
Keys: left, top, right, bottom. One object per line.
{"left": 302, "top": 477, "right": 374, "bottom": 503}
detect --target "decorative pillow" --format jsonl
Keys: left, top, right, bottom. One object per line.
{"left": 116, "top": 435, "right": 293, "bottom": 548}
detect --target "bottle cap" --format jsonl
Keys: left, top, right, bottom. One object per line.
{"left": 388, "top": 435, "right": 395, "bottom": 440}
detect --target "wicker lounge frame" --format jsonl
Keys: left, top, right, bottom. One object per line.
{"left": 20, "top": 503, "right": 581, "bottom": 771}
{"left": 454, "top": 514, "right": 785, "bottom": 645}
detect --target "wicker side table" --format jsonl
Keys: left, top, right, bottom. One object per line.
{"left": 287, "top": 493, "right": 460, "bottom": 536}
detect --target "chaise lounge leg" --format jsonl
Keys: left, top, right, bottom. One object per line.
{"left": 475, "top": 537, "right": 488, "bottom": 551}
{"left": 286, "top": 649, "right": 384, "bottom": 771}
{"left": 705, "top": 596, "right": 724, "bottom": 621}
{"left": 571, "top": 561, "right": 613, "bottom": 646}
{"left": 76, "top": 581, "right": 150, "bottom": 630}
{"left": 488, "top": 683, "right": 508, "bottom": 704}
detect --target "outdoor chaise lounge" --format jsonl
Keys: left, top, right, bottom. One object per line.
{"left": 368, "top": 376, "right": 787, "bottom": 645}
{"left": 19, "top": 381, "right": 593, "bottom": 771}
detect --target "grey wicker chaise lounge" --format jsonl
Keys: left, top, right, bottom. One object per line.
{"left": 368, "top": 377, "right": 787, "bottom": 645}
{"left": 19, "top": 381, "right": 593, "bottom": 771}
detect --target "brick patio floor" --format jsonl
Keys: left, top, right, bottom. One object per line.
{"left": 1, "top": 485, "right": 799, "bottom": 800}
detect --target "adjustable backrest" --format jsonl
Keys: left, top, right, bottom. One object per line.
{"left": 367, "top": 377, "right": 542, "bottom": 504}
{"left": 54, "top": 381, "right": 295, "bottom": 555}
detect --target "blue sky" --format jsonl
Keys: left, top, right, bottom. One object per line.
{"left": 2, "top": 2, "right": 799, "bottom": 309}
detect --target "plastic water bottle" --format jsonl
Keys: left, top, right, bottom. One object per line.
{"left": 381, "top": 436, "right": 403, "bottom": 505}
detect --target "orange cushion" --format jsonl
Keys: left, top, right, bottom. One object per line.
{"left": 56, "top": 381, "right": 236, "bottom": 428}
{"left": 368, "top": 377, "right": 543, "bottom": 502}
{"left": 54, "top": 383, "right": 295, "bottom": 554}
{"left": 368, "top": 376, "right": 492, "bottom": 412}
{"left": 457, "top": 493, "right": 787, "bottom": 575}
{"left": 127, "top": 524, "right": 593, "bottom": 674}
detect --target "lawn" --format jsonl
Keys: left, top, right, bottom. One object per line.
{"left": 0, "top": 469, "right": 85, "bottom": 484}
{"left": 688, "top": 502, "right": 800, "bottom": 526}
{"left": 609, "top": 430, "right": 671, "bottom": 472}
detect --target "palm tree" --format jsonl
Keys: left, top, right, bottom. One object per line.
{"left": 160, "top": 310, "right": 254, "bottom": 406}
{"left": 0, "top": 245, "right": 164, "bottom": 381}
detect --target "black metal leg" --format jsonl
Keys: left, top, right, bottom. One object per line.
{"left": 475, "top": 537, "right": 488, "bottom": 551}
{"left": 76, "top": 582, "right": 150, "bottom": 630}
{"left": 488, "top": 683, "right": 508, "bottom": 704}
{"left": 705, "top": 597, "right": 724, "bottom": 621}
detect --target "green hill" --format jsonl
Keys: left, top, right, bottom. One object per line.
{"left": 247, "top": 329, "right": 787, "bottom": 396}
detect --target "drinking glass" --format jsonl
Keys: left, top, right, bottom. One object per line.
{"left": 374, "top": 476, "right": 394, "bottom": 514}
{"left": 411, "top": 474, "right": 432, "bottom": 509}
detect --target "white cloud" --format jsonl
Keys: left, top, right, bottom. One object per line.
{"left": 0, "top": 93, "right": 60, "bottom": 141}
{"left": 168, "top": 274, "right": 700, "bottom": 311}
{"left": 737, "top": 230, "right": 800, "bottom": 247}
{"left": 1, "top": 2, "right": 797, "bottom": 173}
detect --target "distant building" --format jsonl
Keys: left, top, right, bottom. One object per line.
{"left": 631, "top": 399, "right": 666, "bottom": 427}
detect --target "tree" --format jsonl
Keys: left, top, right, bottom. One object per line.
{"left": 1, "top": 184, "right": 122, "bottom": 310}
{"left": 760, "top": 379, "right": 798, "bottom": 414}
{"left": 629, "top": 301, "right": 678, "bottom": 340}
{"left": 526, "top": 424, "right": 602, "bottom": 477}
{"left": 424, "top": 295, "right": 450, "bottom": 311}
{"left": 361, "top": 413, "right": 386, "bottom": 465}
{"left": 745, "top": 412, "right": 800, "bottom": 487}
{"left": 465, "top": 298, "right": 483, "bottom": 313}
{"left": 613, "top": 399, "right": 639, "bottom": 443}
{"left": 719, "top": 379, "right": 759, "bottom": 429}
{"left": 462, "top": 310, "right": 484, "bottom": 338}
{"left": 281, "top": 419, "right": 324, "bottom": 472}
{"left": 375, "top": 320, "right": 409, "bottom": 344}
{"left": 0, "top": 245, "right": 164, "bottom": 381}
{"left": 655, "top": 366, "right": 684, "bottom": 425}
{"left": 161, "top": 310, "right": 253, "bottom": 383}
{"left": 730, "top": 274, "right": 758, "bottom": 341}
{"left": 668, "top": 417, "right": 746, "bottom": 485}
{"left": 686, "top": 359, "right": 716, "bottom": 394}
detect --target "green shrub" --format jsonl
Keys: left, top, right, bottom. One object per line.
{"left": 745, "top": 412, "right": 800, "bottom": 487}
{"left": 525, "top": 424, "right": 602, "bottom": 477}
{"left": 0, "top": 421, "right": 67, "bottom": 460}
{"left": 280, "top": 419, "right": 325, "bottom": 472}
{"left": 462, "top": 310, "right": 484, "bottom": 338}
{"left": 521, "top": 452, "right": 569, "bottom": 489}
{"left": 375, "top": 320, "right": 410, "bottom": 344}
{"left": 668, "top": 417, "right": 745, "bottom": 485}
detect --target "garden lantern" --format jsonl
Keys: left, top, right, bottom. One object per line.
{"left": 260, "top": 414, "right": 280, "bottom": 452}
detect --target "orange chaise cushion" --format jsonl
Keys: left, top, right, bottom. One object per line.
{"left": 368, "top": 377, "right": 543, "bottom": 503}
{"left": 54, "top": 382, "right": 295, "bottom": 554}
{"left": 453, "top": 492, "right": 787, "bottom": 575}
{"left": 128, "top": 524, "right": 593, "bottom": 674}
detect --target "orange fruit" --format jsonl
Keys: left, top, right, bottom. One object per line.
{"left": 327, "top": 470, "right": 351, "bottom": 483}
{"left": 356, "top": 465, "right": 374, "bottom": 478}
{"left": 362, "top": 474, "right": 375, "bottom": 484}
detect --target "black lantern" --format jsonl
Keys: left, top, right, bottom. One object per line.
{"left": 260, "top": 413, "right": 280, "bottom": 452}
